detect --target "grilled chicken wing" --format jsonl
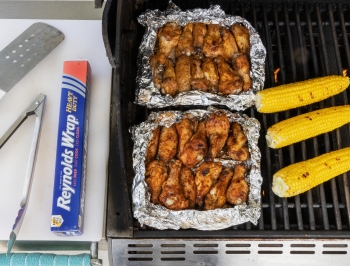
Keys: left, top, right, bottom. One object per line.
{"left": 232, "top": 53, "right": 252, "bottom": 91}
{"left": 177, "top": 23, "right": 194, "bottom": 56}
{"left": 179, "top": 121, "right": 208, "bottom": 168}
{"left": 204, "top": 167, "right": 233, "bottom": 210}
{"left": 158, "top": 125, "right": 178, "bottom": 163}
{"left": 226, "top": 164, "right": 248, "bottom": 205}
{"left": 161, "top": 59, "right": 178, "bottom": 96}
{"left": 202, "top": 57, "right": 219, "bottom": 92}
{"left": 192, "top": 23, "right": 207, "bottom": 56}
{"left": 191, "top": 57, "right": 209, "bottom": 92}
{"left": 221, "top": 27, "right": 239, "bottom": 62}
{"left": 149, "top": 55, "right": 164, "bottom": 88}
{"left": 175, "top": 55, "right": 192, "bottom": 93}
{"left": 230, "top": 24, "right": 250, "bottom": 54}
{"left": 180, "top": 165, "right": 196, "bottom": 208}
{"left": 226, "top": 122, "right": 249, "bottom": 161}
{"left": 195, "top": 161, "right": 222, "bottom": 207}
{"left": 205, "top": 113, "right": 230, "bottom": 161}
{"left": 216, "top": 56, "right": 243, "bottom": 95}
{"left": 145, "top": 160, "right": 168, "bottom": 204}
{"left": 159, "top": 160, "right": 189, "bottom": 210}
{"left": 176, "top": 117, "right": 198, "bottom": 158}
{"left": 145, "top": 126, "right": 161, "bottom": 163}
{"left": 203, "top": 24, "right": 223, "bottom": 58}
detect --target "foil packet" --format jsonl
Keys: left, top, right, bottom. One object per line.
{"left": 130, "top": 106, "right": 262, "bottom": 230}
{"left": 136, "top": 2, "right": 266, "bottom": 111}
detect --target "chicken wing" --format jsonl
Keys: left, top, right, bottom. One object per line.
{"left": 177, "top": 23, "right": 194, "bottom": 56}
{"left": 158, "top": 125, "right": 178, "bottom": 163}
{"left": 216, "top": 56, "right": 243, "bottom": 95}
{"left": 149, "top": 55, "right": 164, "bottom": 89}
{"left": 232, "top": 53, "right": 252, "bottom": 91}
{"left": 195, "top": 161, "right": 222, "bottom": 207}
{"left": 145, "top": 126, "right": 161, "bottom": 163}
{"left": 180, "top": 165, "right": 196, "bottom": 208}
{"left": 192, "top": 23, "right": 207, "bottom": 56}
{"left": 161, "top": 59, "right": 178, "bottom": 96}
{"left": 221, "top": 27, "right": 239, "bottom": 62}
{"left": 179, "top": 121, "right": 208, "bottom": 168}
{"left": 226, "top": 164, "right": 249, "bottom": 205}
{"left": 204, "top": 167, "right": 233, "bottom": 210}
{"left": 202, "top": 58, "right": 219, "bottom": 92}
{"left": 230, "top": 24, "right": 250, "bottom": 55}
{"left": 226, "top": 122, "right": 249, "bottom": 161}
{"left": 145, "top": 160, "right": 168, "bottom": 204}
{"left": 159, "top": 160, "right": 189, "bottom": 210}
{"left": 191, "top": 57, "right": 209, "bottom": 92}
{"left": 175, "top": 117, "right": 198, "bottom": 158}
{"left": 205, "top": 113, "right": 230, "bottom": 161}
{"left": 203, "top": 24, "right": 223, "bottom": 58}
{"left": 153, "top": 22, "right": 182, "bottom": 65}
{"left": 175, "top": 55, "right": 192, "bottom": 93}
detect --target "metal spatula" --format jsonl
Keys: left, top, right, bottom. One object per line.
{"left": 0, "top": 23, "right": 64, "bottom": 99}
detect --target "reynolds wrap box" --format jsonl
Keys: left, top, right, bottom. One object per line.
{"left": 51, "top": 60, "right": 91, "bottom": 236}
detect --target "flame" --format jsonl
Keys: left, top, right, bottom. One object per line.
{"left": 274, "top": 68, "right": 280, "bottom": 83}
{"left": 343, "top": 69, "right": 348, "bottom": 77}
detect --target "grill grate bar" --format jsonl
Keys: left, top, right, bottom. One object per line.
{"left": 261, "top": 3, "right": 277, "bottom": 230}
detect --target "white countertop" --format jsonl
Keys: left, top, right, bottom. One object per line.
{"left": 0, "top": 19, "right": 111, "bottom": 241}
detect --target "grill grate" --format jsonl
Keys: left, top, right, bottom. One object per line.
{"left": 106, "top": 0, "right": 350, "bottom": 238}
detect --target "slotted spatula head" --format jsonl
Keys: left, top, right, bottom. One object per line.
{"left": 0, "top": 22, "right": 64, "bottom": 99}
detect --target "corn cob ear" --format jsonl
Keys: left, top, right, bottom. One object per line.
{"left": 256, "top": 75, "right": 349, "bottom": 113}
{"left": 272, "top": 147, "right": 350, "bottom": 197}
{"left": 266, "top": 105, "right": 350, "bottom": 149}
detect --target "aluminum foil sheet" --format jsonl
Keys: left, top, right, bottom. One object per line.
{"left": 130, "top": 107, "right": 262, "bottom": 230}
{"left": 136, "top": 2, "right": 266, "bottom": 111}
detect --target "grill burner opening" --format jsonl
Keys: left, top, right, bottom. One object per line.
{"left": 106, "top": 0, "right": 350, "bottom": 239}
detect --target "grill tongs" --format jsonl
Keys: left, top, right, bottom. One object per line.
{"left": 0, "top": 93, "right": 46, "bottom": 255}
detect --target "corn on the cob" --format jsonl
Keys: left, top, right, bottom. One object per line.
{"left": 255, "top": 75, "right": 349, "bottom": 113}
{"left": 266, "top": 105, "right": 350, "bottom": 149}
{"left": 272, "top": 147, "right": 350, "bottom": 197}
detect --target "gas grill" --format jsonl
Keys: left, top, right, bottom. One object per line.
{"left": 102, "top": 0, "right": 350, "bottom": 264}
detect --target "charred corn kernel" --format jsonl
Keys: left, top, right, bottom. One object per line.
{"left": 255, "top": 75, "right": 349, "bottom": 113}
{"left": 272, "top": 147, "right": 350, "bottom": 197}
{"left": 266, "top": 105, "right": 350, "bottom": 149}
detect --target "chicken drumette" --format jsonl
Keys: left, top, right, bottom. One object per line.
{"left": 177, "top": 23, "right": 194, "bottom": 56}
{"left": 159, "top": 160, "right": 189, "bottom": 210}
{"left": 161, "top": 59, "right": 178, "bottom": 96}
{"left": 203, "top": 24, "right": 223, "bottom": 58}
{"left": 226, "top": 122, "right": 249, "bottom": 161}
{"left": 145, "top": 160, "right": 168, "bottom": 204}
{"left": 175, "top": 117, "right": 198, "bottom": 158}
{"left": 204, "top": 167, "right": 233, "bottom": 210}
{"left": 158, "top": 125, "right": 178, "bottom": 163}
{"left": 178, "top": 121, "right": 208, "bottom": 168}
{"left": 175, "top": 55, "right": 192, "bottom": 93}
{"left": 226, "top": 164, "right": 249, "bottom": 205}
{"left": 180, "top": 165, "right": 196, "bottom": 208}
{"left": 194, "top": 161, "right": 222, "bottom": 207}
{"left": 232, "top": 53, "right": 252, "bottom": 92}
{"left": 191, "top": 57, "right": 209, "bottom": 92}
{"left": 192, "top": 23, "right": 207, "bottom": 57}
{"left": 205, "top": 113, "right": 230, "bottom": 161}
{"left": 145, "top": 126, "right": 161, "bottom": 164}
{"left": 216, "top": 56, "right": 243, "bottom": 95}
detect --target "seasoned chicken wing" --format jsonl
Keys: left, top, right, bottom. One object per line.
{"left": 161, "top": 59, "right": 178, "bottom": 96}
{"left": 226, "top": 122, "right": 249, "bottom": 161}
{"left": 216, "top": 56, "right": 243, "bottom": 95}
{"left": 153, "top": 22, "right": 182, "bottom": 65}
{"left": 179, "top": 121, "right": 208, "bottom": 168}
{"left": 159, "top": 160, "right": 189, "bottom": 210}
{"left": 230, "top": 24, "right": 250, "bottom": 54}
{"left": 149, "top": 55, "right": 164, "bottom": 89}
{"left": 180, "top": 165, "right": 196, "bottom": 208}
{"left": 177, "top": 23, "right": 194, "bottom": 56}
{"left": 202, "top": 58, "right": 219, "bottom": 92}
{"left": 145, "top": 126, "right": 161, "bottom": 163}
{"left": 221, "top": 27, "right": 239, "bottom": 62}
{"left": 175, "top": 55, "right": 192, "bottom": 93}
{"left": 158, "top": 125, "right": 178, "bottom": 163}
{"left": 204, "top": 167, "right": 233, "bottom": 210}
{"left": 205, "top": 113, "right": 230, "bottom": 161}
{"left": 232, "top": 53, "right": 252, "bottom": 91}
{"left": 195, "top": 161, "right": 222, "bottom": 207}
{"left": 226, "top": 164, "right": 249, "bottom": 205}
{"left": 192, "top": 23, "right": 207, "bottom": 56}
{"left": 145, "top": 160, "right": 168, "bottom": 204}
{"left": 191, "top": 57, "right": 209, "bottom": 92}
{"left": 203, "top": 24, "right": 223, "bottom": 58}
{"left": 175, "top": 117, "right": 198, "bottom": 158}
